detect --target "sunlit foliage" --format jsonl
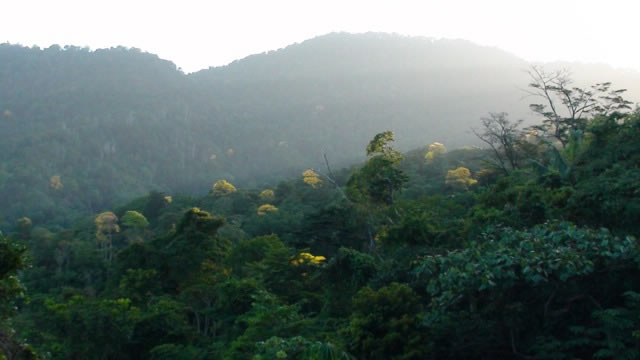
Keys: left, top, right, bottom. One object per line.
{"left": 445, "top": 167, "right": 477, "bottom": 189}
{"left": 212, "top": 179, "right": 237, "bottom": 196}
{"left": 366, "top": 130, "right": 401, "bottom": 163}
{"left": 291, "top": 252, "right": 326, "bottom": 266}
{"left": 121, "top": 210, "right": 149, "bottom": 228}
{"left": 348, "top": 131, "right": 407, "bottom": 206}
{"left": 302, "top": 169, "right": 322, "bottom": 188}
{"left": 95, "top": 212, "right": 119, "bottom": 233}
{"left": 424, "top": 142, "right": 447, "bottom": 163}
{"left": 257, "top": 204, "right": 278, "bottom": 216}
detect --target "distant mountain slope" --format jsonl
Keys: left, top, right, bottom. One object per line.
{"left": 1, "top": 33, "right": 638, "bottom": 227}
{"left": 191, "top": 33, "right": 531, "bottom": 150}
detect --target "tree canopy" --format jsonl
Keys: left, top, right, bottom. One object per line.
{"left": 2, "top": 50, "right": 640, "bottom": 360}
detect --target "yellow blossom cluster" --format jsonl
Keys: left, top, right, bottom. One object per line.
{"left": 212, "top": 179, "right": 237, "bottom": 196}
{"left": 302, "top": 169, "right": 322, "bottom": 188}
{"left": 291, "top": 252, "right": 326, "bottom": 266}
{"left": 424, "top": 142, "right": 447, "bottom": 163}
{"left": 257, "top": 204, "right": 278, "bottom": 216}
{"left": 445, "top": 167, "right": 478, "bottom": 189}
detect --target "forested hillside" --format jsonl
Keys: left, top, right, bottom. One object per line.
{"left": 2, "top": 91, "right": 639, "bottom": 358}
{"left": 2, "top": 33, "right": 639, "bottom": 228}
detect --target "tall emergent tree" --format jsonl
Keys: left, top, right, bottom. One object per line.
{"left": 121, "top": 210, "right": 149, "bottom": 243}
{"left": 95, "top": 212, "right": 120, "bottom": 263}
{"left": 347, "top": 131, "right": 408, "bottom": 250}
{"left": 525, "top": 65, "right": 633, "bottom": 147}
{"left": 348, "top": 131, "right": 407, "bottom": 205}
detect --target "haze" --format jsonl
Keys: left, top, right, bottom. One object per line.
{"left": 2, "top": 0, "right": 639, "bottom": 73}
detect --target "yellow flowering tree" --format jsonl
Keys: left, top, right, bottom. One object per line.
{"left": 212, "top": 180, "right": 237, "bottom": 196}
{"left": 445, "top": 167, "right": 478, "bottom": 189}
{"left": 424, "top": 142, "right": 447, "bottom": 163}
{"left": 95, "top": 211, "right": 120, "bottom": 262}
{"left": 291, "top": 252, "right": 326, "bottom": 266}
{"left": 259, "top": 189, "right": 275, "bottom": 201}
{"left": 257, "top": 204, "right": 278, "bottom": 216}
{"left": 302, "top": 169, "right": 322, "bottom": 188}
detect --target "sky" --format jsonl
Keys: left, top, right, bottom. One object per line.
{"left": 1, "top": 0, "right": 638, "bottom": 73}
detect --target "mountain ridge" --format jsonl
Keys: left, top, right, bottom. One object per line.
{"left": 1, "top": 32, "right": 638, "bottom": 228}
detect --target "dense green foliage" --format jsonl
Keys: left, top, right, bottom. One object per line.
{"left": 0, "top": 234, "right": 35, "bottom": 359}
{"left": 3, "top": 104, "right": 639, "bottom": 359}
{"left": 2, "top": 38, "right": 640, "bottom": 358}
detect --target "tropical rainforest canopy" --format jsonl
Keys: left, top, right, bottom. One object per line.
{"left": 1, "top": 33, "right": 640, "bottom": 359}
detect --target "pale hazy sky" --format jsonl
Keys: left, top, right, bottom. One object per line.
{"left": 2, "top": 0, "right": 638, "bottom": 73}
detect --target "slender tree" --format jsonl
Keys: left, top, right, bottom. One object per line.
{"left": 472, "top": 112, "right": 523, "bottom": 174}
